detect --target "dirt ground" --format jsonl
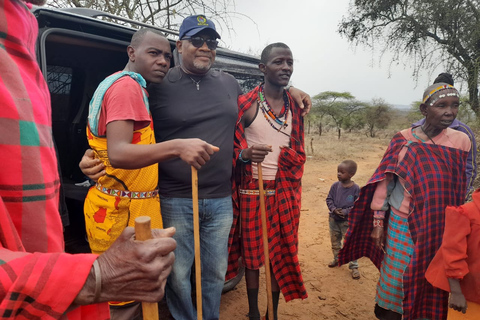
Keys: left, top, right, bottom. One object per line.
{"left": 159, "top": 133, "right": 391, "bottom": 319}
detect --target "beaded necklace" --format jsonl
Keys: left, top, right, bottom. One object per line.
{"left": 421, "top": 125, "right": 437, "bottom": 145}
{"left": 257, "top": 85, "right": 289, "bottom": 133}
{"left": 411, "top": 126, "right": 436, "bottom": 145}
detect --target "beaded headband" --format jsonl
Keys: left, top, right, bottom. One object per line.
{"left": 422, "top": 84, "right": 459, "bottom": 106}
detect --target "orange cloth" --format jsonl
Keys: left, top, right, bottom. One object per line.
{"left": 447, "top": 301, "right": 480, "bottom": 319}
{"left": 426, "top": 190, "right": 480, "bottom": 305}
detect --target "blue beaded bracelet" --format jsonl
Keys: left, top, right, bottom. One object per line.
{"left": 238, "top": 149, "right": 250, "bottom": 163}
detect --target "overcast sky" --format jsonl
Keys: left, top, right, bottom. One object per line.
{"left": 218, "top": 0, "right": 443, "bottom": 107}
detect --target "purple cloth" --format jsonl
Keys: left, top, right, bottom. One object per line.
{"left": 326, "top": 181, "right": 360, "bottom": 221}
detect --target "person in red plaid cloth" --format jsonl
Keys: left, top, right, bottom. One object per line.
{"left": 338, "top": 81, "right": 470, "bottom": 320}
{"left": 0, "top": 1, "right": 176, "bottom": 319}
{"left": 227, "top": 43, "right": 307, "bottom": 320}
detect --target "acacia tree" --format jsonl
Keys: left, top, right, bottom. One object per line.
{"left": 343, "top": 107, "right": 366, "bottom": 133}
{"left": 48, "top": 0, "right": 240, "bottom": 33}
{"left": 363, "top": 98, "right": 392, "bottom": 137}
{"left": 307, "top": 97, "right": 330, "bottom": 135}
{"left": 339, "top": 0, "right": 480, "bottom": 116}
{"left": 313, "top": 91, "right": 363, "bottom": 139}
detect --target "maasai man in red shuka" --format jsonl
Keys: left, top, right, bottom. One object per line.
{"left": 338, "top": 82, "right": 470, "bottom": 320}
{"left": 0, "top": 0, "right": 109, "bottom": 318}
{"left": 227, "top": 43, "right": 307, "bottom": 320}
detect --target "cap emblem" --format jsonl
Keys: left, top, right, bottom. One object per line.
{"left": 197, "top": 16, "right": 208, "bottom": 26}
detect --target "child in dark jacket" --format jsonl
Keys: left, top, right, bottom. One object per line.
{"left": 326, "top": 160, "right": 360, "bottom": 279}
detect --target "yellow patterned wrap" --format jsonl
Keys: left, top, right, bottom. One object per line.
{"left": 84, "top": 123, "right": 162, "bottom": 255}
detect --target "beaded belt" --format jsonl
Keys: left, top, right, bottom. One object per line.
{"left": 239, "top": 189, "right": 276, "bottom": 196}
{"left": 96, "top": 183, "right": 158, "bottom": 199}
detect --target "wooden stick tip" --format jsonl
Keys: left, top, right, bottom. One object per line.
{"left": 134, "top": 216, "right": 151, "bottom": 224}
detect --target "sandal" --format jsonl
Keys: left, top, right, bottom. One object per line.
{"left": 351, "top": 268, "right": 360, "bottom": 279}
{"left": 327, "top": 260, "right": 338, "bottom": 268}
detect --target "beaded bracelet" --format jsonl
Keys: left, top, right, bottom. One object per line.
{"left": 373, "top": 210, "right": 386, "bottom": 219}
{"left": 93, "top": 259, "right": 101, "bottom": 302}
{"left": 373, "top": 219, "right": 384, "bottom": 228}
{"left": 238, "top": 149, "right": 250, "bottom": 163}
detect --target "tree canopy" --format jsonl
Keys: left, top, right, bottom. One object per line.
{"left": 363, "top": 98, "right": 392, "bottom": 137}
{"left": 48, "top": 0, "right": 240, "bottom": 34}
{"left": 308, "top": 91, "right": 396, "bottom": 138}
{"left": 312, "top": 91, "right": 364, "bottom": 139}
{"left": 339, "top": 0, "right": 480, "bottom": 116}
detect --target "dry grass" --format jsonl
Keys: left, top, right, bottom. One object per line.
{"left": 306, "top": 130, "right": 392, "bottom": 160}
{"left": 305, "top": 130, "right": 392, "bottom": 186}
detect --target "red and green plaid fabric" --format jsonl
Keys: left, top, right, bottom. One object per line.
{"left": 338, "top": 132, "right": 467, "bottom": 320}
{"left": 376, "top": 212, "right": 414, "bottom": 314}
{"left": 227, "top": 85, "right": 307, "bottom": 301}
{"left": 0, "top": 1, "right": 109, "bottom": 318}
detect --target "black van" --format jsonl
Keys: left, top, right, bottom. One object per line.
{"left": 33, "top": 6, "right": 262, "bottom": 292}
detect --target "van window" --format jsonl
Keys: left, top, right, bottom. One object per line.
{"left": 48, "top": 66, "right": 72, "bottom": 123}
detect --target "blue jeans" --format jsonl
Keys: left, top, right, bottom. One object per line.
{"left": 160, "top": 196, "right": 233, "bottom": 320}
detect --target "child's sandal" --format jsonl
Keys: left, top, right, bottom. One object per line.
{"left": 351, "top": 268, "right": 360, "bottom": 279}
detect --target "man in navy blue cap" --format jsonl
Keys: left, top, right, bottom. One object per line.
{"left": 176, "top": 14, "right": 222, "bottom": 74}
{"left": 179, "top": 14, "right": 221, "bottom": 40}
{"left": 148, "top": 15, "right": 240, "bottom": 320}
{"left": 149, "top": 15, "right": 311, "bottom": 320}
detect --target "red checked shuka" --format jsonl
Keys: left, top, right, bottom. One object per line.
{"left": 226, "top": 85, "right": 307, "bottom": 302}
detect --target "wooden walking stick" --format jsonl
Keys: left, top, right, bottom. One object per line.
{"left": 257, "top": 164, "right": 274, "bottom": 320}
{"left": 191, "top": 167, "right": 202, "bottom": 320}
{"left": 134, "top": 216, "right": 159, "bottom": 320}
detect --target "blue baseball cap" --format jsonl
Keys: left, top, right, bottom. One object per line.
{"left": 179, "top": 15, "right": 221, "bottom": 40}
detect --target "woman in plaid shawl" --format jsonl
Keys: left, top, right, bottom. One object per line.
{"left": 339, "top": 82, "right": 471, "bottom": 320}
{"left": 227, "top": 43, "right": 307, "bottom": 320}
